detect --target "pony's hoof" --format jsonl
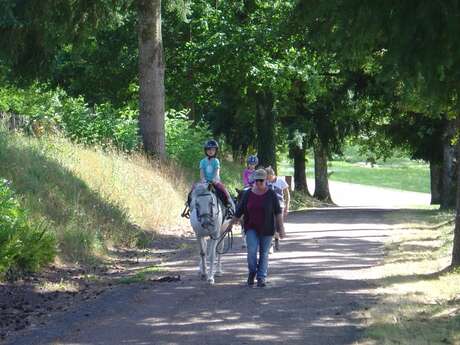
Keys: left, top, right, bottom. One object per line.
{"left": 200, "top": 273, "right": 207, "bottom": 281}
{"left": 207, "top": 277, "right": 215, "bottom": 285}
{"left": 215, "top": 271, "right": 224, "bottom": 277}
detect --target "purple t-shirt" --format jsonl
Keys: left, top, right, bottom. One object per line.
{"left": 245, "top": 191, "right": 268, "bottom": 235}
{"left": 242, "top": 168, "right": 254, "bottom": 187}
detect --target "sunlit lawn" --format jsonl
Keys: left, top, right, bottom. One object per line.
{"left": 279, "top": 159, "right": 430, "bottom": 194}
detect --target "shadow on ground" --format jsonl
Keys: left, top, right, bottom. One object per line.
{"left": 7, "top": 207, "right": 400, "bottom": 345}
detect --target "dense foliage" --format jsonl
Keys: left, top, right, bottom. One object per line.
{"left": 1, "top": 0, "right": 459, "bottom": 269}
{"left": 0, "top": 84, "right": 140, "bottom": 151}
{"left": 0, "top": 179, "right": 55, "bottom": 280}
{"left": 165, "top": 109, "right": 212, "bottom": 171}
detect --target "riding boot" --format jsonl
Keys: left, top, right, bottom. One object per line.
{"left": 186, "top": 190, "right": 192, "bottom": 206}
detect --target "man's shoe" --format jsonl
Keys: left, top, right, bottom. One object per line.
{"left": 257, "top": 278, "right": 266, "bottom": 287}
{"left": 247, "top": 272, "right": 256, "bottom": 286}
{"left": 274, "top": 238, "right": 280, "bottom": 251}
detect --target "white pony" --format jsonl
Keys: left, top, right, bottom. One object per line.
{"left": 190, "top": 183, "right": 231, "bottom": 284}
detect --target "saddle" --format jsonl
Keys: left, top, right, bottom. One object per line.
{"left": 182, "top": 183, "right": 233, "bottom": 220}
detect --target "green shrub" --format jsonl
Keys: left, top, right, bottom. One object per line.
{"left": 165, "top": 109, "right": 244, "bottom": 191}
{"left": 0, "top": 84, "right": 140, "bottom": 151}
{"left": 58, "top": 224, "right": 104, "bottom": 264}
{"left": 165, "top": 109, "right": 212, "bottom": 172}
{"left": 0, "top": 179, "right": 56, "bottom": 280}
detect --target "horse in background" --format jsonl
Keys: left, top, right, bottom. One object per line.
{"left": 189, "top": 183, "right": 231, "bottom": 284}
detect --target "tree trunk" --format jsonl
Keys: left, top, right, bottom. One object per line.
{"left": 313, "top": 139, "right": 332, "bottom": 202}
{"left": 138, "top": 0, "right": 165, "bottom": 157}
{"left": 441, "top": 120, "right": 456, "bottom": 209}
{"left": 430, "top": 161, "right": 442, "bottom": 205}
{"left": 292, "top": 144, "right": 310, "bottom": 195}
{"left": 255, "top": 90, "right": 277, "bottom": 172}
{"left": 451, "top": 115, "right": 460, "bottom": 267}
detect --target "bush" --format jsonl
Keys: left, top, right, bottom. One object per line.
{"left": 165, "top": 109, "right": 212, "bottom": 172}
{"left": 0, "top": 83, "right": 140, "bottom": 151}
{"left": 0, "top": 179, "right": 56, "bottom": 280}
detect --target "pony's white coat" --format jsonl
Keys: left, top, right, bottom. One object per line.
{"left": 190, "top": 183, "right": 228, "bottom": 284}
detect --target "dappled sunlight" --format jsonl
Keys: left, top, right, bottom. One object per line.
{"left": 62, "top": 144, "right": 189, "bottom": 231}
{"left": 357, "top": 210, "right": 460, "bottom": 344}
{"left": 14, "top": 207, "right": 437, "bottom": 345}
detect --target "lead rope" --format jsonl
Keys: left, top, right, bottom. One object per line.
{"left": 216, "top": 223, "right": 233, "bottom": 255}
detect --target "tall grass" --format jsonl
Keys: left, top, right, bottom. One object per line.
{"left": 0, "top": 129, "right": 188, "bottom": 264}
{"left": 358, "top": 210, "right": 460, "bottom": 345}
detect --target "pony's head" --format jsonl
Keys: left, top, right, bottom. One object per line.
{"left": 191, "top": 183, "right": 218, "bottom": 230}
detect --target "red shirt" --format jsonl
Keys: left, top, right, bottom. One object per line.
{"left": 245, "top": 191, "right": 268, "bottom": 234}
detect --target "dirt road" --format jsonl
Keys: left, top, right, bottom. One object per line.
{"left": 7, "top": 207, "right": 398, "bottom": 345}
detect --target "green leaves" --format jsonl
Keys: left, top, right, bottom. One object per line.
{"left": 0, "top": 84, "right": 141, "bottom": 151}
{"left": 0, "top": 179, "right": 56, "bottom": 281}
{"left": 165, "top": 109, "right": 212, "bottom": 172}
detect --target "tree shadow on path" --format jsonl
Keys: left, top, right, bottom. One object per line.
{"left": 7, "top": 207, "right": 417, "bottom": 345}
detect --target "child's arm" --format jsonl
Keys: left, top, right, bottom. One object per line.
{"left": 212, "top": 159, "right": 221, "bottom": 183}
{"left": 214, "top": 168, "right": 221, "bottom": 183}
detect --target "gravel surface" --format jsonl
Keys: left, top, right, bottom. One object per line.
{"left": 6, "top": 207, "right": 396, "bottom": 345}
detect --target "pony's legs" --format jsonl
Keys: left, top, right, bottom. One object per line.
{"left": 215, "top": 251, "right": 223, "bottom": 276}
{"left": 197, "top": 237, "right": 207, "bottom": 280}
{"left": 215, "top": 237, "right": 224, "bottom": 276}
{"left": 207, "top": 239, "right": 218, "bottom": 284}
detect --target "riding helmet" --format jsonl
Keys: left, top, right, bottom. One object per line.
{"left": 247, "top": 155, "right": 258, "bottom": 166}
{"left": 204, "top": 139, "right": 219, "bottom": 154}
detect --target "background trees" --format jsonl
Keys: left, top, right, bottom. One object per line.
{"left": 1, "top": 0, "right": 459, "bottom": 265}
{"left": 296, "top": 0, "right": 460, "bottom": 267}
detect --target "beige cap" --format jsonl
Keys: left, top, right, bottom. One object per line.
{"left": 252, "top": 169, "right": 267, "bottom": 180}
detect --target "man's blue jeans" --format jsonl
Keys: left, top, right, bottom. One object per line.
{"left": 245, "top": 229, "right": 273, "bottom": 280}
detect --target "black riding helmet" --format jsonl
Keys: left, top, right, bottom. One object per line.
{"left": 204, "top": 139, "right": 219, "bottom": 156}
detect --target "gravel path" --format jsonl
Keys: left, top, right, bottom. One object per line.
{"left": 7, "top": 207, "right": 396, "bottom": 345}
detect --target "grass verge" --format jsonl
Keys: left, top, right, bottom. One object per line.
{"left": 357, "top": 210, "right": 460, "bottom": 345}
{"left": 117, "top": 264, "right": 166, "bottom": 284}
{"left": 0, "top": 129, "right": 189, "bottom": 265}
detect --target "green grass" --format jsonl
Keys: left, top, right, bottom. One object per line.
{"left": 117, "top": 265, "right": 165, "bottom": 284}
{"left": 0, "top": 129, "right": 189, "bottom": 265}
{"left": 357, "top": 209, "right": 460, "bottom": 345}
{"left": 279, "top": 159, "right": 430, "bottom": 194}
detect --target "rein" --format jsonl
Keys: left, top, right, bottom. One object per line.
{"left": 194, "top": 192, "right": 219, "bottom": 223}
{"left": 216, "top": 223, "right": 233, "bottom": 255}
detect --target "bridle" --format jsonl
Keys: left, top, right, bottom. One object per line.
{"left": 194, "top": 192, "right": 220, "bottom": 226}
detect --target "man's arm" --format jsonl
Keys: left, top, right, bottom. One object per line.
{"left": 276, "top": 213, "right": 285, "bottom": 238}
{"left": 283, "top": 187, "right": 290, "bottom": 216}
